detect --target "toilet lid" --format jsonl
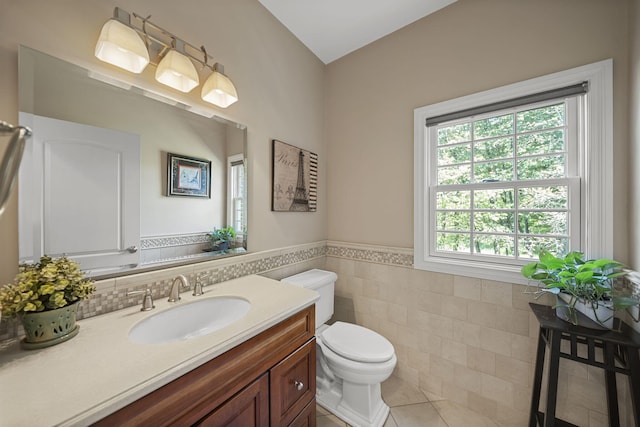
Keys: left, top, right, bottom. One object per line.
{"left": 321, "top": 321, "right": 394, "bottom": 363}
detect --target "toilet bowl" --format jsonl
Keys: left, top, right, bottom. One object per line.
{"left": 281, "top": 269, "right": 397, "bottom": 427}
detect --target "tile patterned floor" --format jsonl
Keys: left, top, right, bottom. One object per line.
{"left": 316, "top": 375, "right": 498, "bottom": 427}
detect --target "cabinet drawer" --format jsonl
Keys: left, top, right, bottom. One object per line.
{"left": 270, "top": 338, "right": 316, "bottom": 426}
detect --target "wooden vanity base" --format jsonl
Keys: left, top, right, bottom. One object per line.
{"left": 94, "top": 305, "right": 316, "bottom": 426}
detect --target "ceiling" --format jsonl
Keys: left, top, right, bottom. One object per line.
{"left": 257, "top": 0, "right": 458, "bottom": 64}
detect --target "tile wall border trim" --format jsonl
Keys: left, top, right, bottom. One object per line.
{"left": 326, "top": 240, "right": 414, "bottom": 267}
{"left": 140, "top": 232, "right": 210, "bottom": 249}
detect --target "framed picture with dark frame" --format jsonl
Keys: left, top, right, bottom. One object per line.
{"left": 167, "top": 152, "right": 211, "bottom": 198}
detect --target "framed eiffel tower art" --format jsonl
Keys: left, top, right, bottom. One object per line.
{"left": 271, "top": 139, "right": 317, "bottom": 212}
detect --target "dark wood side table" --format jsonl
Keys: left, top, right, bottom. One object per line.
{"left": 529, "top": 303, "right": 640, "bottom": 427}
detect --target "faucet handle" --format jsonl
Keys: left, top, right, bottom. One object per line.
{"left": 193, "top": 273, "right": 210, "bottom": 296}
{"left": 127, "top": 288, "right": 155, "bottom": 311}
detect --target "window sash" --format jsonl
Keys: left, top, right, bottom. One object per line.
{"left": 428, "top": 177, "right": 581, "bottom": 265}
{"left": 428, "top": 98, "right": 579, "bottom": 186}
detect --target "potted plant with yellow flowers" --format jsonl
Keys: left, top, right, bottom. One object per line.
{"left": 0, "top": 255, "right": 95, "bottom": 349}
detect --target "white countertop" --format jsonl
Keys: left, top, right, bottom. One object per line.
{"left": 0, "top": 275, "right": 318, "bottom": 427}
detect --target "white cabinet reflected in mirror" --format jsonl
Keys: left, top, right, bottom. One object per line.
{"left": 18, "top": 46, "right": 248, "bottom": 278}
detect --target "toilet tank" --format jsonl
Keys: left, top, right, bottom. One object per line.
{"left": 281, "top": 269, "right": 337, "bottom": 326}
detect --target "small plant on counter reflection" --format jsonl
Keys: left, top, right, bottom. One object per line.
{"left": 208, "top": 226, "right": 237, "bottom": 250}
{"left": 0, "top": 255, "right": 95, "bottom": 318}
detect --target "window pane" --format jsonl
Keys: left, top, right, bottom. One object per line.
{"left": 518, "top": 236, "right": 569, "bottom": 259}
{"left": 474, "top": 234, "right": 515, "bottom": 256}
{"left": 474, "top": 212, "right": 514, "bottom": 233}
{"left": 438, "top": 143, "right": 471, "bottom": 166}
{"left": 518, "top": 212, "right": 568, "bottom": 235}
{"left": 438, "top": 164, "right": 471, "bottom": 185}
{"left": 437, "top": 232, "right": 471, "bottom": 253}
{"left": 519, "top": 186, "right": 568, "bottom": 209}
{"left": 474, "top": 160, "right": 513, "bottom": 182}
{"left": 474, "top": 137, "right": 513, "bottom": 161}
{"left": 516, "top": 103, "right": 564, "bottom": 133}
{"left": 474, "top": 189, "right": 514, "bottom": 209}
{"left": 438, "top": 123, "right": 471, "bottom": 145}
{"left": 436, "top": 211, "right": 470, "bottom": 231}
{"left": 517, "top": 154, "right": 565, "bottom": 180}
{"left": 474, "top": 114, "right": 513, "bottom": 139}
{"left": 517, "top": 130, "right": 564, "bottom": 156}
{"left": 436, "top": 191, "right": 471, "bottom": 209}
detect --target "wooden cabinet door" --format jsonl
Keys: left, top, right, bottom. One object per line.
{"left": 197, "top": 373, "right": 269, "bottom": 427}
{"left": 288, "top": 400, "right": 316, "bottom": 427}
{"left": 270, "top": 338, "right": 316, "bottom": 426}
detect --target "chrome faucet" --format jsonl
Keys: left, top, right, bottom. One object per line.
{"left": 169, "top": 275, "right": 189, "bottom": 302}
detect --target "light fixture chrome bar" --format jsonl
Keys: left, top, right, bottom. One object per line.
{"left": 122, "top": 8, "right": 216, "bottom": 71}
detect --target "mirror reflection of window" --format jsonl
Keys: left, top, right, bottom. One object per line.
{"left": 228, "top": 155, "right": 246, "bottom": 238}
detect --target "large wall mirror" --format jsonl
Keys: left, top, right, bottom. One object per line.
{"left": 18, "top": 46, "right": 248, "bottom": 278}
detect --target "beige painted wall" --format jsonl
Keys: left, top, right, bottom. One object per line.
{"left": 631, "top": 0, "right": 640, "bottom": 270}
{"left": 0, "top": 0, "right": 327, "bottom": 284}
{"left": 325, "top": 0, "right": 631, "bottom": 262}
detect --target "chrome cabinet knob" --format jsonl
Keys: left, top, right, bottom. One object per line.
{"left": 294, "top": 380, "right": 304, "bottom": 391}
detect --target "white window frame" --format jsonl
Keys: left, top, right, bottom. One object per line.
{"left": 414, "top": 59, "right": 613, "bottom": 284}
{"left": 227, "top": 153, "right": 246, "bottom": 237}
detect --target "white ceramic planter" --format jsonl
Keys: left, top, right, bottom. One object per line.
{"left": 556, "top": 292, "right": 614, "bottom": 329}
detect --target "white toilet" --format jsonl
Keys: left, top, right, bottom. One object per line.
{"left": 282, "top": 269, "right": 397, "bottom": 427}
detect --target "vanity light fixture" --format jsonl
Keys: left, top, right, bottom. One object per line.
{"left": 95, "top": 8, "right": 149, "bottom": 74}
{"left": 95, "top": 7, "right": 238, "bottom": 108}
{"left": 155, "top": 40, "right": 199, "bottom": 93}
{"left": 201, "top": 63, "right": 238, "bottom": 108}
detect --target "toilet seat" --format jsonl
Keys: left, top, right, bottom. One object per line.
{"left": 321, "top": 321, "right": 394, "bottom": 363}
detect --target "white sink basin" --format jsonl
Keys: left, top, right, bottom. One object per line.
{"left": 128, "top": 297, "right": 251, "bottom": 344}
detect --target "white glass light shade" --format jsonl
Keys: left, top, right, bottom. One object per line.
{"left": 201, "top": 70, "right": 238, "bottom": 108}
{"left": 155, "top": 50, "right": 200, "bottom": 93}
{"left": 95, "top": 19, "right": 149, "bottom": 73}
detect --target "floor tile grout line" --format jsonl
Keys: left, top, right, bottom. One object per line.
{"left": 428, "top": 400, "right": 451, "bottom": 427}
{"left": 388, "top": 401, "right": 450, "bottom": 427}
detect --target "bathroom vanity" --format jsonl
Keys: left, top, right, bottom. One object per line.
{"left": 95, "top": 306, "right": 316, "bottom": 426}
{"left": 0, "top": 275, "right": 318, "bottom": 426}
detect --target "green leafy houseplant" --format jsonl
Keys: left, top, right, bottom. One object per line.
{"left": 521, "top": 250, "right": 639, "bottom": 328}
{"left": 208, "top": 226, "right": 237, "bottom": 250}
{"left": 0, "top": 255, "right": 95, "bottom": 318}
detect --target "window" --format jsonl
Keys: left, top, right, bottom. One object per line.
{"left": 227, "top": 154, "right": 246, "bottom": 237}
{"left": 432, "top": 99, "right": 581, "bottom": 262}
{"left": 414, "top": 60, "right": 613, "bottom": 283}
